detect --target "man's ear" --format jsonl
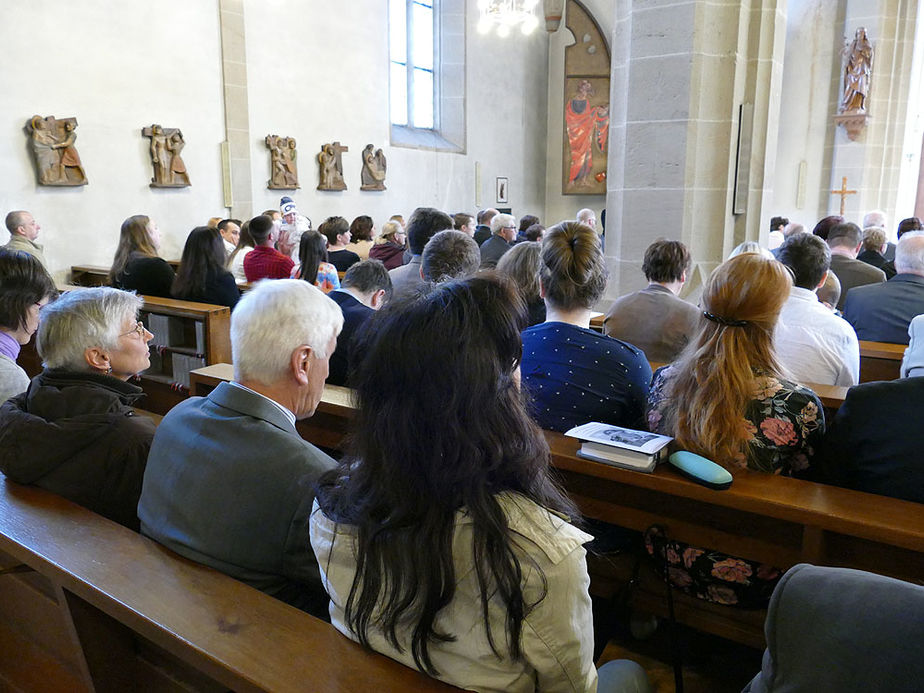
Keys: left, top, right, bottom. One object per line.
{"left": 680, "top": 269, "right": 687, "bottom": 284}
{"left": 290, "top": 345, "right": 313, "bottom": 386}
{"left": 85, "top": 346, "right": 109, "bottom": 372}
{"left": 370, "top": 289, "right": 387, "bottom": 310}
{"left": 816, "top": 270, "right": 828, "bottom": 290}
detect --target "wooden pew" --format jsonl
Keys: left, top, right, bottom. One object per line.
{"left": 859, "top": 339, "right": 905, "bottom": 382}
{"left": 0, "top": 480, "right": 455, "bottom": 692}
{"left": 70, "top": 262, "right": 182, "bottom": 287}
{"left": 187, "top": 365, "right": 924, "bottom": 647}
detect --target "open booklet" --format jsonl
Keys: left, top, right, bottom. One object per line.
{"left": 565, "top": 422, "right": 673, "bottom": 472}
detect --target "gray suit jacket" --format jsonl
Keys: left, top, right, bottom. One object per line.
{"left": 138, "top": 381, "right": 336, "bottom": 617}
{"left": 829, "top": 254, "right": 886, "bottom": 311}
{"left": 744, "top": 564, "right": 924, "bottom": 692}
{"left": 479, "top": 234, "right": 511, "bottom": 269}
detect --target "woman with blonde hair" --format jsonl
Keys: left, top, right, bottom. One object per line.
{"left": 496, "top": 241, "right": 545, "bottom": 326}
{"left": 369, "top": 220, "right": 407, "bottom": 270}
{"left": 109, "top": 215, "right": 174, "bottom": 298}
{"left": 646, "top": 253, "right": 824, "bottom": 606}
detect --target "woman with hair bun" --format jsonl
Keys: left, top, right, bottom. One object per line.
{"left": 645, "top": 253, "right": 824, "bottom": 607}
{"left": 311, "top": 275, "right": 650, "bottom": 692}
{"left": 520, "top": 221, "right": 651, "bottom": 432}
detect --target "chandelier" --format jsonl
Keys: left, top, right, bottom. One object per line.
{"left": 477, "top": 0, "right": 540, "bottom": 37}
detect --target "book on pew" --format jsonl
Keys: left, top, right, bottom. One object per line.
{"left": 565, "top": 422, "right": 672, "bottom": 472}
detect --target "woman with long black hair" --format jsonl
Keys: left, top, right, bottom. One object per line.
{"left": 310, "top": 275, "right": 649, "bottom": 692}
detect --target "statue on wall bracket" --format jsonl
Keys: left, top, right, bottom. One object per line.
{"left": 360, "top": 144, "right": 387, "bottom": 191}
{"left": 561, "top": 0, "right": 610, "bottom": 195}
{"left": 834, "top": 27, "right": 873, "bottom": 142}
{"left": 142, "top": 124, "right": 190, "bottom": 187}
{"left": 265, "top": 135, "right": 299, "bottom": 189}
{"left": 318, "top": 141, "right": 348, "bottom": 191}
{"left": 26, "top": 115, "right": 87, "bottom": 186}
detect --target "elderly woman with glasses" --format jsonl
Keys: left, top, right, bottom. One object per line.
{"left": 0, "top": 287, "right": 156, "bottom": 530}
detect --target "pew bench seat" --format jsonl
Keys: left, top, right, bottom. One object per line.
{"left": 0, "top": 480, "right": 456, "bottom": 692}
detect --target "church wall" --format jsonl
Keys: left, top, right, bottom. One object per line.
{"left": 1, "top": 1, "right": 553, "bottom": 278}
{"left": 0, "top": 0, "right": 227, "bottom": 277}
{"left": 243, "top": 0, "right": 551, "bottom": 232}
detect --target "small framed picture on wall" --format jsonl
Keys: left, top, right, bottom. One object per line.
{"left": 496, "top": 177, "right": 508, "bottom": 204}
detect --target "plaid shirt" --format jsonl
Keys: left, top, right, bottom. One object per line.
{"left": 243, "top": 245, "right": 295, "bottom": 281}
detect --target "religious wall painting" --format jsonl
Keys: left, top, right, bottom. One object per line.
{"left": 561, "top": 0, "right": 610, "bottom": 195}
{"left": 265, "top": 135, "right": 299, "bottom": 189}
{"left": 834, "top": 27, "right": 873, "bottom": 141}
{"left": 142, "top": 125, "right": 190, "bottom": 188}
{"left": 318, "top": 141, "right": 348, "bottom": 191}
{"left": 26, "top": 115, "right": 87, "bottom": 186}
{"left": 360, "top": 144, "right": 387, "bottom": 191}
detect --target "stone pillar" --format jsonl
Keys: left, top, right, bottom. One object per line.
{"left": 603, "top": 0, "right": 786, "bottom": 302}
{"left": 827, "top": 0, "right": 918, "bottom": 228}
{"left": 218, "top": 0, "right": 253, "bottom": 220}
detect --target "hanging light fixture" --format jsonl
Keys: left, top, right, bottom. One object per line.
{"left": 477, "top": 0, "right": 540, "bottom": 37}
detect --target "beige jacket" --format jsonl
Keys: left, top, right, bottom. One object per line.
{"left": 3, "top": 235, "right": 47, "bottom": 271}
{"left": 310, "top": 492, "right": 597, "bottom": 692}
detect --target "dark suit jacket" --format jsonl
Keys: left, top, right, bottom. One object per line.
{"left": 743, "top": 564, "right": 924, "bottom": 692}
{"left": 473, "top": 225, "right": 491, "bottom": 246}
{"left": 843, "top": 273, "right": 924, "bottom": 344}
{"left": 327, "top": 290, "right": 373, "bottom": 386}
{"left": 829, "top": 254, "right": 886, "bottom": 311}
{"left": 816, "top": 377, "right": 924, "bottom": 504}
{"left": 479, "top": 234, "right": 511, "bottom": 269}
{"left": 138, "top": 382, "right": 336, "bottom": 617}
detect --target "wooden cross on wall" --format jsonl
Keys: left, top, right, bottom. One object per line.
{"left": 830, "top": 176, "right": 858, "bottom": 216}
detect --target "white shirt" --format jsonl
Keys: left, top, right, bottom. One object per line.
{"left": 223, "top": 238, "right": 236, "bottom": 256}
{"left": 311, "top": 492, "right": 597, "bottom": 693}
{"left": 229, "top": 247, "right": 253, "bottom": 283}
{"left": 775, "top": 286, "right": 860, "bottom": 386}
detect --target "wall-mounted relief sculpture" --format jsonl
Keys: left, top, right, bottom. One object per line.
{"left": 360, "top": 144, "right": 387, "bottom": 191}
{"left": 266, "top": 134, "right": 299, "bottom": 189}
{"left": 26, "top": 115, "right": 87, "bottom": 186}
{"left": 834, "top": 27, "right": 873, "bottom": 141}
{"left": 142, "top": 124, "right": 190, "bottom": 187}
{"left": 317, "top": 141, "right": 348, "bottom": 191}
{"left": 561, "top": 0, "right": 610, "bottom": 195}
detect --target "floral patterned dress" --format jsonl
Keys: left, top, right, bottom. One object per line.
{"left": 643, "top": 366, "right": 825, "bottom": 608}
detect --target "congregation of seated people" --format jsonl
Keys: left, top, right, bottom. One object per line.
{"left": 3, "top": 198, "right": 924, "bottom": 691}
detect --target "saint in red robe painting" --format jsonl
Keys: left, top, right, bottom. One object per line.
{"left": 565, "top": 80, "right": 609, "bottom": 186}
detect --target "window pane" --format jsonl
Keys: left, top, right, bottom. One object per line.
{"left": 391, "top": 63, "right": 408, "bottom": 125}
{"left": 389, "top": 0, "right": 407, "bottom": 63}
{"left": 411, "top": 2, "right": 433, "bottom": 71}
{"left": 413, "top": 68, "right": 434, "bottom": 129}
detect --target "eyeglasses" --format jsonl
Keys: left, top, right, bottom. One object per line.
{"left": 503, "top": 225, "right": 516, "bottom": 230}
{"left": 120, "top": 321, "right": 147, "bottom": 338}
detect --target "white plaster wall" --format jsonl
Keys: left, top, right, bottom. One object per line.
{"left": 243, "top": 0, "right": 550, "bottom": 226}
{"left": 770, "top": 0, "right": 841, "bottom": 229}
{"left": 543, "top": 0, "right": 614, "bottom": 227}
{"left": 0, "top": 0, "right": 227, "bottom": 278}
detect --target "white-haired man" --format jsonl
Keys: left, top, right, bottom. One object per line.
{"left": 576, "top": 208, "right": 596, "bottom": 229}
{"left": 4, "top": 210, "right": 47, "bottom": 270}
{"left": 863, "top": 209, "right": 895, "bottom": 261}
{"left": 844, "top": 232, "right": 924, "bottom": 344}
{"left": 138, "top": 280, "right": 343, "bottom": 617}
{"left": 479, "top": 213, "right": 516, "bottom": 269}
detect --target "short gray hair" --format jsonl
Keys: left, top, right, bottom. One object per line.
{"left": 895, "top": 232, "right": 924, "bottom": 275}
{"left": 863, "top": 209, "right": 887, "bottom": 229}
{"left": 576, "top": 208, "right": 596, "bottom": 225}
{"left": 421, "top": 230, "right": 480, "bottom": 282}
{"left": 490, "top": 213, "right": 515, "bottom": 235}
{"left": 232, "top": 279, "right": 343, "bottom": 385}
{"left": 38, "top": 288, "right": 143, "bottom": 370}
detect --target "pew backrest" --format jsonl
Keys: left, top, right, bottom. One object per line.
{"left": 0, "top": 479, "right": 456, "bottom": 692}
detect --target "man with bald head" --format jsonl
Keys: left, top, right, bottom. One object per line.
{"left": 843, "top": 232, "right": 924, "bottom": 344}
{"left": 4, "top": 211, "right": 47, "bottom": 270}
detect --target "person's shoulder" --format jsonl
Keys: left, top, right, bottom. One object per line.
{"left": 486, "top": 493, "right": 592, "bottom": 565}
{"left": 773, "top": 376, "right": 821, "bottom": 404}
{"left": 845, "top": 377, "right": 924, "bottom": 408}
